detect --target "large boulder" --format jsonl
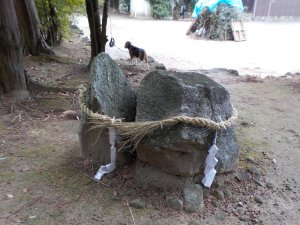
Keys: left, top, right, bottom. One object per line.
{"left": 79, "top": 53, "right": 136, "bottom": 164}
{"left": 135, "top": 70, "right": 239, "bottom": 184}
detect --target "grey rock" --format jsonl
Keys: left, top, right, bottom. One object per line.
{"left": 79, "top": 30, "right": 84, "bottom": 35}
{"left": 155, "top": 63, "right": 166, "bottom": 70}
{"left": 202, "top": 187, "right": 211, "bottom": 198}
{"left": 79, "top": 53, "right": 136, "bottom": 165}
{"left": 223, "top": 189, "right": 232, "bottom": 198}
{"left": 166, "top": 196, "right": 183, "bottom": 211}
{"left": 240, "top": 121, "right": 250, "bottom": 127}
{"left": 248, "top": 166, "right": 261, "bottom": 176}
{"left": 147, "top": 56, "right": 155, "bottom": 63}
{"left": 266, "top": 182, "right": 274, "bottom": 189}
{"left": 215, "top": 181, "right": 222, "bottom": 188}
{"left": 257, "top": 220, "right": 264, "bottom": 225}
{"left": 152, "top": 201, "right": 161, "bottom": 210}
{"left": 246, "top": 156, "right": 255, "bottom": 163}
{"left": 183, "top": 184, "right": 204, "bottom": 213}
{"left": 233, "top": 197, "right": 240, "bottom": 203}
{"left": 285, "top": 184, "right": 293, "bottom": 191}
{"left": 70, "top": 24, "right": 79, "bottom": 30}
{"left": 235, "top": 170, "right": 251, "bottom": 182}
{"left": 135, "top": 70, "right": 239, "bottom": 178}
{"left": 210, "top": 68, "right": 239, "bottom": 76}
{"left": 129, "top": 198, "right": 146, "bottom": 209}
{"left": 81, "top": 37, "right": 90, "bottom": 43}
{"left": 88, "top": 53, "right": 136, "bottom": 121}
{"left": 213, "top": 190, "right": 225, "bottom": 200}
{"left": 238, "top": 201, "right": 243, "bottom": 207}
{"left": 254, "top": 196, "right": 263, "bottom": 204}
{"left": 211, "top": 199, "right": 218, "bottom": 207}
{"left": 215, "top": 211, "right": 226, "bottom": 220}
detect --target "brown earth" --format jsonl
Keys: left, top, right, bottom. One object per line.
{"left": 0, "top": 30, "right": 299, "bottom": 225}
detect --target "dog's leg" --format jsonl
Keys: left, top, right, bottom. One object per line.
{"left": 143, "top": 52, "right": 150, "bottom": 70}
{"left": 143, "top": 59, "right": 149, "bottom": 70}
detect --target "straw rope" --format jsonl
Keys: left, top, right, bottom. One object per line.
{"left": 79, "top": 89, "right": 238, "bottom": 149}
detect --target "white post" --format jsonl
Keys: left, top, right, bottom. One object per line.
{"left": 253, "top": 0, "right": 258, "bottom": 20}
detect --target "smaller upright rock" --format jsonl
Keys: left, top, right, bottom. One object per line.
{"left": 79, "top": 53, "right": 136, "bottom": 165}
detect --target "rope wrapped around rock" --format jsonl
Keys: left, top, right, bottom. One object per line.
{"left": 79, "top": 89, "right": 238, "bottom": 150}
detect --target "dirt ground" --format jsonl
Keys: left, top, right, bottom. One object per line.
{"left": 0, "top": 19, "right": 300, "bottom": 225}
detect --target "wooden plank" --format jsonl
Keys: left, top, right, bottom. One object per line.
{"left": 231, "top": 19, "right": 247, "bottom": 41}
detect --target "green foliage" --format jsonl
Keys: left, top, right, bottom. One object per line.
{"left": 150, "top": 0, "right": 172, "bottom": 19}
{"left": 35, "top": 0, "right": 85, "bottom": 43}
{"left": 198, "top": 4, "right": 242, "bottom": 40}
{"left": 120, "top": 0, "right": 130, "bottom": 11}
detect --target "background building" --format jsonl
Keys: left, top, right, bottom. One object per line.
{"left": 130, "top": 0, "right": 152, "bottom": 18}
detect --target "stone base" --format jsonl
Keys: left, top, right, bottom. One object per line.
{"left": 135, "top": 160, "right": 194, "bottom": 191}
{"left": 79, "top": 116, "right": 132, "bottom": 167}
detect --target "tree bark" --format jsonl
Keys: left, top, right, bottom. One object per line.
{"left": 46, "top": 2, "right": 61, "bottom": 46}
{"left": 0, "top": 0, "right": 28, "bottom": 94}
{"left": 100, "top": 0, "right": 109, "bottom": 53}
{"left": 85, "top": 0, "right": 108, "bottom": 65}
{"left": 13, "top": 0, "right": 53, "bottom": 55}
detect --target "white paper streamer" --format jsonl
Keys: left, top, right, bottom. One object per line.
{"left": 94, "top": 126, "right": 117, "bottom": 181}
{"left": 202, "top": 133, "right": 219, "bottom": 188}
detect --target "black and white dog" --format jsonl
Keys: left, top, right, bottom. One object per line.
{"left": 124, "top": 41, "right": 149, "bottom": 70}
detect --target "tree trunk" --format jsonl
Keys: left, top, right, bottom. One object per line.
{"left": 46, "top": 2, "right": 61, "bottom": 46}
{"left": 85, "top": 0, "right": 108, "bottom": 65}
{"left": 0, "top": 0, "right": 28, "bottom": 94}
{"left": 100, "top": 0, "right": 109, "bottom": 53}
{"left": 13, "top": 0, "right": 53, "bottom": 55}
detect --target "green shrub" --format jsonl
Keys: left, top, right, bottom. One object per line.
{"left": 36, "top": 0, "right": 85, "bottom": 44}
{"left": 150, "top": 0, "right": 172, "bottom": 19}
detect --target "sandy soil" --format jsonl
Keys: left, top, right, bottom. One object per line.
{"left": 0, "top": 15, "right": 300, "bottom": 225}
